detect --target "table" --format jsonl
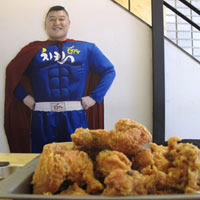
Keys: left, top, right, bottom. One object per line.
{"left": 0, "top": 153, "right": 39, "bottom": 200}
{"left": 0, "top": 153, "right": 39, "bottom": 167}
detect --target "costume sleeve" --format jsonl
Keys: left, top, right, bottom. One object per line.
{"left": 14, "top": 83, "right": 28, "bottom": 102}
{"left": 88, "top": 44, "right": 116, "bottom": 104}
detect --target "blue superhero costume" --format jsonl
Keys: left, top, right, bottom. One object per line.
{"left": 14, "top": 40, "right": 115, "bottom": 153}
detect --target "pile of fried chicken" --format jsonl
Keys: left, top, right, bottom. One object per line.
{"left": 31, "top": 118, "right": 200, "bottom": 196}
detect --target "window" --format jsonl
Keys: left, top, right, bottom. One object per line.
{"left": 165, "top": 0, "right": 200, "bottom": 61}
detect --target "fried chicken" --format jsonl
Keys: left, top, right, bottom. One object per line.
{"left": 44, "top": 183, "right": 89, "bottom": 196}
{"left": 166, "top": 137, "right": 200, "bottom": 193}
{"left": 58, "top": 183, "right": 89, "bottom": 196}
{"left": 132, "top": 148, "right": 154, "bottom": 170}
{"left": 96, "top": 150, "right": 132, "bottom": 177}
{"left": 132, "top": 142, "right": 171, "bottom": 172}
{"left": 134, "top": 137, "right": 200, "bottom": 194}
{"left": 71, "top": 128, "right": 110, "bottom": 150}
{"left": 72, "top": 119, "right": 152, "bottom": 155}
{"left": 140, "top": 166, "right": 174, "bottom": 194}
{"left": 151, "top": 143, "right": 171, "bottom": 172}
{"left": 31, "top": 118, "right": 200, "bottom": 196}
{"left": 102, "top": 166, "right": 175, "bottom": 196}
{"left": 102, "top": 169, "right": 157, "bottom": 196}
{"left": 108, "top": 119, "right": 152, "bottom": 155}
{"left": 32, "top": 142, "right": 103, "bottom": 194}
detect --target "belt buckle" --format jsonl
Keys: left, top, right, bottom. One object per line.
{"left": 50, "top": 102, "right": 65, "bottom": 111}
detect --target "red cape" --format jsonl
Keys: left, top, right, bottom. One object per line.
{"left": 4, "top": 40, "right": 104, "bottom": 153}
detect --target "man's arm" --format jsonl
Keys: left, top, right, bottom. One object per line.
{"left": 14, "top": 83, "right": 35, "bottom": 110}
{"left": 81, "top": 96, "right": 96, "bottom": 110}
{"left": 23, "top": 95, "right": 35, "bottom": 110}
{"left": 88, "top": 44, "right": 116, "bottom": 104}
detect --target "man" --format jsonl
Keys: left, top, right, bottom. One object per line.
{"left": 5, "top": 6, "right": 115, "bottom": 153}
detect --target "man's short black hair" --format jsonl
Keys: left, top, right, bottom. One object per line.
{"left": 46, "top": 6, "right": 69, "bottom": 18}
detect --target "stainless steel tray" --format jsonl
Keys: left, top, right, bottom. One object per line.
{"left": 0, "top": 155, "right": 200, "bottom": 200}
{"left": 0, "top": 165, "right": 18, "bottom": 180}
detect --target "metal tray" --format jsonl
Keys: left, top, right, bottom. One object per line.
{"left": 0, "top": 165, "right": 18, "bottom": 180}
{"left": 0, "top": 156, "right": 200, "bottom": 200}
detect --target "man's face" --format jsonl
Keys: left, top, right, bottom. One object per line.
{"left": 45, "top": 10, "right": 70, "bottom": 41}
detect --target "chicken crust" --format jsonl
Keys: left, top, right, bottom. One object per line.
{"left": 71, "top": 128, "right": 110, "bottom": 150}
{"left": 132, "top": 148, "right": 154, "bottom": 170}
{"left": 96, "top": 150, "right": 132, "bottom": 177}
{"left": 58, "top": 183, "right": 89, "bottom": 196}
{"left": 32, "top": 143, "right": 103, "bottom": 194}
{"left": 71, "top": 119, "right": 152, "bottom": 155}
{"left": 133, "top": 137, "right": 200, "bottom": 194}
{"left": 102, "top": 169, "right": 157, "bottom": 196}
{"left": 167, "top": 137, "right": 200, "bottom": 193}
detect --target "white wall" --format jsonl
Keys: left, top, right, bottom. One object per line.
{"left": 165, "top": 39, "right": 200, "bottom": 140}
{"left": 0, "top": 0, "right": 153, "bottom": 152}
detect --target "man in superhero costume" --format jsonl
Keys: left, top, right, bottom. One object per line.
{"left": 4, "top": 6, "right": 115, "bottom": 153}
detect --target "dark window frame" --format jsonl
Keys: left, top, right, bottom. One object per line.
{"left": 151, "top": 0, "right": 166, "bottom": 145}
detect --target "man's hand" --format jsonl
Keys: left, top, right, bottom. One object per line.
{"left": 23, "top": 95, "right": 35, "bottom": 110}
{"left": 81, "top": 96, "right": 96, "bottom": 110}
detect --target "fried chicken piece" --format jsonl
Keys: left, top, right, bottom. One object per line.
{"left": 132, "top": 148, "right": 154, "bottom": 170}
{"left": 96, "top": 150, "right": 132, "bottom": 177}
{"left": 71, "top": 128, "right": 110, "bottom": 150}
{"left": 167, "top": 136, "right": 181, "bottom": 150}
{"left": 133, "top": 139, "right": 178, "bottom": 194}
{"left": 102, "top": 169, "right": 145, "bottom": 196}
{"left": 58, "top": 183, "right": 89, "bottom": 196}
{"left": 102, "top": 169, "right": 158, "bottom": 196}
{"left": 141, "top": 166, "right": 175, "bottom": 194}
{"left": 132, "top": 142, "right": 171, "bottom": 172}
{"left": 140, "top": 137, "right": 200, "bottom": 194}
{"left": 72, "top": 119, "right": 152, "bottom": 156}
{"left": 108, "top": 119, "right": 152, "bottom": 155}
{"left": 32, "top": 143, "right": 73, "bottom": 194}
{"left": 32, "top": 142, "right": 103, "bottom": 194}
{"left": 185, "top": 168, "right": 200, "bottom": 193}
{"left": 108, "top": 118, "right": 153, "bottom": 155}
{"left": 166, "top": 137, "right": 200, "bottom": 193}
{"left": 150, "top": 143, "right": 171, "bottom": 172}
{"left": 114, "top": 118, "right": 150, "bottom": 134}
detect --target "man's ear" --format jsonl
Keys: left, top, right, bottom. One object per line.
{"left": 44, "top": 20, "right": 47, "bottom": 30}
